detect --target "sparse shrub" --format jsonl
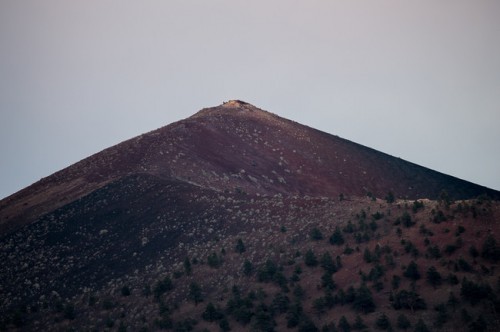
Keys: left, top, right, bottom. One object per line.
{"left": 329, "top": 227, "right": 344, "bottom": 245}
{"left": 391, "top": 275, "right": 401, "bottom": 290}
{"left": 121, "top": 285, "right": 131, "bottom": 297}
{"left": 235, "top": 238, "right": 246, "bottom": 254}
{"left": 305, "top": 249, "right": 318, "bottom": 267}
{"left": 106, "top": 318, "right": 115, "bottom": 328}
{"left": 412, "top": 200, "right": 424, "bottom": 213}
{"left": 310, "top": 227, "right": 324, "bottom": 241}
{"left": 447, "top": 273, "right": 459, "bottom": 285}
{"left": 184, "top": 257, "right": 192, "bottom": 275}
{"left": 434, "top": 303, "right": 449, "bottom": 328}
{"left": 298, "top": 316, "right": 318, "bottom": 332}
{"left": 427, "top": 245, "right": 441, "bottom": 259}
{"left": 419, "top": 224, "right": 433, "bottom": 236}
{"left": 207, "top": 252, "right": 221, "bottom": 268}
{"left": 468, "top": 315, "right": 487, "bottom": 332}
{"left": 252, "top": 303, "right": 276, "bottom": 332}
{"left": 343, "top": 246, "right": 354, "bottom": 255}
{"left": 469, "top": 245, "right": 479, "bottom": 258}
{"left": 444, "top": 243, "right": 458, "bottom": 255}
{"left": 396, "top": 314, "right": 411, "bottom": 330}
{"left": 455, "top": 225, "right": 466, "bottom": 236}
{"left": 118, "top": 322, "right": 127, "bottom": 332}
{"left": 243, "top": 259, "right": 253, "bottom": 276}
{"left": 321, "top": 271, "right": 336, "bottom": 290}
{"left": 398, "top": 212, "right": 415, "bottom": 228}
{"left": 338, "top": 316, "right": 351, "bottom": 332}
{"left": 414, "top": 319, "right": 430, "bottom": 332}
{"left": 403, "top": 261, "right": 420, "bottom": 280}
{"left": 363, "top": 248, "right": 372, "bottom": 263}
{"left": 391, "top": 289, "right": 427, "bottom": 311}
{"left": 375, "top": 313, "right": 391, "bottom": 330}
{"left": 271, "top": 292, "right": 290, "bottom": 314}
{"left": 320, "top": 252, "right": 337, "bottom": 274}
{"left": 385, "top": 192, "right": 395, "bottom": 204}
{"left": 460, "top": 278, "right": 492, "bottom": 305}
{"left": 352, "top": 315, "right": 366, "bottom": 330}
{"left": 88, "top": 295, "right": 97, "bottom": 306}
{"left": 481, "top": 234, "right": 500, "bottom": 262}
{"left": 426, "top": 266, "right": 442, "bottom": 288}
{"left": 202, "top": 302, "right": 223, "bottom": 322}
{"left": 226, "top": 286, "right": 254, "bottom": 325}
{"left": 257, "top": 259, "right": 278, "bottom": 282}
{"left": 63, "top": 304, "right": 75, "bottom": 320}
{"left": 403, "top": 240, "right": 419, "bottom": 257}
{"left": 352, "top": 284, "right": 375, "bottom": 313}
{"left": 154, "top": 276, "right": 173, "bottom": 300}
{"left": 102, "top": 299, "right": 114, "bottom": 310}
{"left": 188, "top": 282, "right": 203, "bottom": 305}
{"left": 439, "top": 190, "right": 452, "bottom": 208}
{"left": 343, "top": 221, "right": 355, "bottom": 233}
{"left": 432, "top": 210, "right": 447, "bottom": 223}
{"left": 173, "top": 318, "right": 197, "bottom": 332}
{"left": 219, "top": 317, "right": 230, "bottom": 331}
{"left": 447, "top": 292, "right": 459, "bottom": 310}
{"left": 313, "top": 297, "right": 328, "bottom": 316}
{"left": 458, "top": 257, "right": 473, "bottom": 272}
{"left": 286, "top": 302, "right": 303, "bottom": 328}
{"left": 293, "top": 285, "right": 305, "bottom": 300}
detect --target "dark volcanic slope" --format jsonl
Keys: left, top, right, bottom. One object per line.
{"left": 1, "top": 101, "right": 498, "bottom": 234}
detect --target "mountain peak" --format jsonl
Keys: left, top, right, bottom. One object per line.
{"left": 221, "top": 99, "right": 253, "bottom": 108}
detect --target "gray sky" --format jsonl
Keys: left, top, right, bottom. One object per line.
{"left": 1, "top": 0, "right": 499, "bottom": 199}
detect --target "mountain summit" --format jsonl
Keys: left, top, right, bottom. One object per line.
{"left": 1, "top": 102, "right": 499, "bottom": 331}
{"left": 0, "top": 101, "right": 496, "bottom": 233}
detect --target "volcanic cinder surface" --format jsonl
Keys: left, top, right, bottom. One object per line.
{"left": 1, "top": 101, "right": 499, "bottom": 331}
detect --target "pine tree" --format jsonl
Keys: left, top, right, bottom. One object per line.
{"left": 235, "top": 238, "right": 246, "bottom": 254}
{"left": 329, "top": 227, "right": 345, "bottom": 245}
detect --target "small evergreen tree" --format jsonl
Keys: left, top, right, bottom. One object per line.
{"left": 188, "top": 282, "right": 203, "bottom": 305}
{"left": 207, "top": 252, "right": 221, "bottom": 268}
{"left": 330, "top": 227, "right": 345, "bottom": 245}
{"left": 219, "top": 317, "right": 231, "bottom": 332}
{"left": 183, "top": 257, "right": 192, "bottom": 275}
{"left": 202, "top": 302, "right": 223, "bottom": 322}
{"left": 375, "top": 313, "right": 391, "bottom": 330}
{"left": 352, "top": 315, "right": 366, "bottom": 330}
{"left": 481, "top": 235, "right": 500, "bottom": 262}
{"left": 235, "top": 238, "right": 246, "bottom": 254}
{"left": 243, "top": 259, "right": 253, "bottom": 276}
{"left": 320, "top": 252, "right": 337, "bottom": 274}
{"left": 396, "top": 314, "right": 411, "bottom": 330}
{"left": 403, "top": 261, "right": 420, "bottom": 280}
{"left": 352, "top": 284, "right": 375, "bottom": 313}
{"left": 426, "top": 266, "right": 442, "bottom": 288}
{"left": 386, "top": 191, "right": 395, "bottom": 203}
{"left": 311, "top": 227, "right": 324, "bottom": 241}
{"left": 305, "top": 249, "right": 318, "bottom": 267}
{"left": 338, "top": 316, "right": 351, "bottom": 332}
{"left": 413, "top": 319, "right": 430, "bottom": 332}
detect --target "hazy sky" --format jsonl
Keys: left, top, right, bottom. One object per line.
{"left": 1, "top": 0, "right": 499, "bottom": 199}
